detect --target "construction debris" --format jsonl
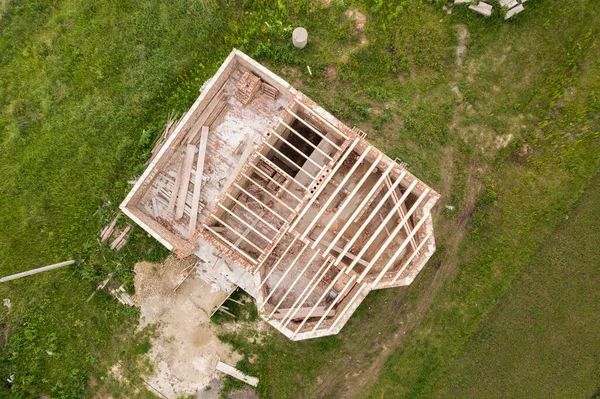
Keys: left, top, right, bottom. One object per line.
{"left": 109, "top": 225, "right": 131, "bottom": 250}
{"left": 121, "top": 50, "right": 439, "bottom": 341}
{"left": 100, "top": 215, "right": 119, "bottom": 243}
{"left": 111, "top": 284, "right": 134, "bottom": 306}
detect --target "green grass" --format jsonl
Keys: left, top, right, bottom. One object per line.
{"left": 1, "top": 0, "right": 599, "bottom": 397}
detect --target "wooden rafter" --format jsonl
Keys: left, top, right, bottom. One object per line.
{"left": 335, "top": 175, "right": 412, "bottom": 269}
{"left": 264, "top": 141, "right": 318, "bottom": 180}
{"left": 257, "top": 153, "right": 309, "bottom": 191}
{"left": 356, "top": 188, "right": 430, "bottom": 282}
{"left": 270, "top": 130, "right": 323, "bottom": 169}
{"left": 311, "top": 274, "right": 357, "bottom": 332}
{"left": 386, "top": 175, "right": 418, "bottom": 253}
{"left": 257, "top": 235, "right": 300, "bottom": 291}
{"left": 391, "top": 232, "right": 433, "bottom": 284}
{"left": 290, "top": 137, "right": 361, "bottom": 231}
{"left": 293, "top": 99, "right": 349, "bottom": 140}
{"left": 277, "top": 258, "right": 335, "bottom": 328}
{"left": 286, "top": 109, "right": 342, "bottom": 151}
{"left": 203, "top": 224, "right": 258, "bottom": 264}
{"left": 329, "top": 283, "right": 368, "bottom": 331}
{"left": 209, "top": 213, "right": 265, "bottom": 253}
{"left": 371, "top": 218, "right": 430, "bottom": 286}
{"left": 217, "top": 203, "right": 273, "bottom": 243}
{"left": 291, "top": 266, "right": 349, "bottom": 337}
{"left": 233, "top": 183, "right": 288, "bottom": 223}
{"left": 279, "top": 119, "right": 333, "bottom": 160}
{"left": 225, "top": 193, "right": 280, "bottom": 233}
{"left": 346, "top": 180, "right": 419, "bottom": 274}
{"left": 322, "top": 163, "right": 398, "bottom": 258}
{"left": 267, "top": 251, "right": 324, "bottom": 318}
{"left": 249, "top": 163, "right": 303, "bottom": 202}
{"left": 241, "top": 172, "right": 296, "bottom": 213}
{"left": 300, "top": 147, "right": 371, "bottom": 240}
{"left": 311, "top": 153, "right": 382, "bottom": 249}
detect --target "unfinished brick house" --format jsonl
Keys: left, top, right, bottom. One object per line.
{"left": 121, "top": 49, "right": 439, "bottom": 340}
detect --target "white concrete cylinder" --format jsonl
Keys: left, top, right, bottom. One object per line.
{"left": 292, "top": 27, "right": 308, "bottom": 49}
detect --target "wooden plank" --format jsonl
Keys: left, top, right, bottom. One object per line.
{"left": 272, "top": 306, "right": 335, "bottom": 320}
{"left": 0, "top": 260, "right": 75, "bottom": 283}
{"left": 330, "top": 283, "right": 368, "bottom": 331}
{"left": 217, "top": 203, "right": 273, "bottom": 243}
{"left": 188, "top": 126, "right": 209, "bottom": 235}
{"left": 216, "top": 361, "right": 259, "bottom": 387}
{"left": 391, "top": 232, "right": 432, "bottom": 284}
{"left": 264, "top": 141, "right": 318, "bottom": 180}
{"left": 386, "top": 175, "right": 418, "bottom": 253}
{"left": 109, "top": 225, "right": 132, "bottom": 250}
{"left": 311, "top": 274, "right": 357, "bottom": 331}
{"left": 174, "top": 144, "right": 197, "bottom": 219}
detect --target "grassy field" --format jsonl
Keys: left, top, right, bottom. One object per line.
{"left": 0, "top": 0, "right": 599, "bottom": 398}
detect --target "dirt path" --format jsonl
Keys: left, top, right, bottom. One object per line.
{"left": 132, "top": 256, "right": 241, "bottom": 398}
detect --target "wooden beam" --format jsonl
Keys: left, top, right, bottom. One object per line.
{"left": 287, "top": 109, "right": 342, "bottom": 150}
{"left": 322, "top": 163, "right": 398, "bottom": 258}
{"left": 319, "top": 239, "right": 369, "bottom": 268}
{"left": 293, "top": 99, "right": 349, "bottom": 140}
{"left": 346, "top": 180, "right": 419, "bottom": 274}
{"left": 216, "top": 361, "right": 258, "bottom": 387}
{"left": 234, "top": 183, "right": 288, "bottom": 223}
{"left": 357, "top": 189, "right": 430, "bottom": 282}
{"left": 217, "top": 204, "right": 273, "bottom": 243}
{"left": 250, "top": 163, "right": 303, "bottom": 202}
{"left": 168, "top": 158, "right": 185, "bottom": 211}
{"left": 241, "top": 172, "right": 296, "bottom": 213}
{"left": 335, "top": 174, "right": 411, "bottom": 268}
{"left": 257, "top": 153, "right": 309, "bottom": 191}
{"left": 311, "top": 154, "right": 382, "bottom": 249}
{"left": 175, "top": 144, "right": 197, "bottom": 219}
{"left": 289, "top": 137, "right": 361, "bottom": 231}
{"left": 188, "top": 126, "right": 209, "bottom": 235}
{"left": 203, "top": 224, "right": 258, "bottom": 265}
{"left": 272, "top": 306, "right": 335, "bottom": 320}
{"left": 277, "top": 258, "right": 335, "bottom": 328}
{"left": 300, "top": 147, "right": 371, "bottom": 240}
{"left": 391, "top": 232, "right": 433, "bottom": 284}
{"left": 270, "top": 129, "right": 323, "bottom": 169}
{"left": 279, "top": 119, "right": 333, "bottom": 160}
{"left": 225, "top": 193, "right": 280, "bottom": 233}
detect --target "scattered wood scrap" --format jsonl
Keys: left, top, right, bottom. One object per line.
{"left": 111, "top": 285, "right": 134, "bottom": 306}
{"left": 100, "top": 215, "right": 119, "bottom": 243}
{"left": 109, "top": 225, "right": 131, "bottom": 250}
{"left": 216, "top": 361, "right": 259, "bottom": 387}
{"left": 86, "top": 274, "right": 113, "bottom": 302}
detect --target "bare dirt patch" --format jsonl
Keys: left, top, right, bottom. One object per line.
{"left": 456, "top": 24, "right": 470, "bottom": 67}
{"left": 132, "top": 255, "right": 242, "bottom": 398}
